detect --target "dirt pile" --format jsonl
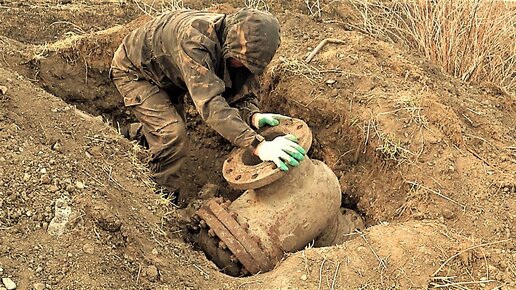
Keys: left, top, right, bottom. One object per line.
{"left": 0, "top": 0, "right": 514, "bottom": 289}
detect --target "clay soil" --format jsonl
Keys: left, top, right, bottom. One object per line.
{"left": 0, "top": 0, "right": 514, "bottom": 289}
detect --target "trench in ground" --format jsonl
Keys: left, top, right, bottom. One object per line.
{"left": 15, "top": 35, "right": 383, "bottom": 277}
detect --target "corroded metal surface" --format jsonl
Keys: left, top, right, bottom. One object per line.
{"left": 222, "top": 118, "right": 313, "bottom": 190}
{"left": 196, "top": 207, "right": 260, "bottom": 274}
{"left": 206, "top": 200, "right": 275, "bottom": 272}
{"left": 195, "top": 118, "right": 364, "bottom": 277}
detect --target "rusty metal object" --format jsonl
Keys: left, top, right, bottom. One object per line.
{"left": 222, "top": 118, "right": 312, "bottom": 190}
{"left": 196, "top": 207, "right": 260, "bottom": 274}
{"left": 195, "top": 119, "right": 363, "bottom": 276}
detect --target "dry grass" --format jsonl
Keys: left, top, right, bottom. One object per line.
{"left": 349, "top": 0, "right": 516, "bottom": 94}
{"left": 305, "top": 0, "right": 322, "bottom": 18}
{"left": 271, "top": 57, "right": 323, "bottom": 83}
{"left": 132, "top": 0, "right": 185, "bottom": 16}
{"left": 245, "top": 0, "right": 270, "bottom": 11}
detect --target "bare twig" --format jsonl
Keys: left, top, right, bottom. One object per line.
{"left": 357, "top": 230, "right": 388, "bottom": 270}
{"left": 405, "top": 180, "right": 466, "bottom": 210}
{"left": 432, "top": 239, "right": 511, "bottom": 276}
{"left": 330, "top": 262, "right": 341, "bottom": 290}
{"left": 430, "top": 279, "right": 498, "bottom": 288}
{"left": 305, "top": 38, "right": 346, "bottom": 63}
{"left": 193, "top": 264, "right": 210, "bottom": 279}
{"left": 317, "top": 257, "right": 327, "bottom": 290}
{"left": 136, "top": 264, "right": 142, "bottom": 283}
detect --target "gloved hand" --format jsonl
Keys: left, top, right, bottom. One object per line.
{"left": 251, "top": 113, "right": 291, "bottom": 129}
{"left": 254, "top": 134, "right": 306, "bottom": 171}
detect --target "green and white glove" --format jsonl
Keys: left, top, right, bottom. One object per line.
{"left": 251, "top": 113, "right": 291, "bottom": 129}
{"left": 254, "top": 134, "right": 306, "bottom": 171}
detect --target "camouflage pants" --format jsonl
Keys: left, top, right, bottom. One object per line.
{"left": 111, "top": 45, "right": 188, "bottom": 193}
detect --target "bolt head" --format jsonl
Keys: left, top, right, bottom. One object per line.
{"left": 218, "top": 241, "right": 227, "bottom": 249}
{"left": 230, "top": 255, "right": 238, "bottom": 263}
{"left": 199, "top": 220, "right": 207, "bottom": 228}
{"left": 208, "top": 229, "right": 216, "bottom": 237}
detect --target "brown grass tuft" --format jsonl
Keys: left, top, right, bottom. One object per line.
{"left": 349, "top": 0, "right": 516, "bottom": 94}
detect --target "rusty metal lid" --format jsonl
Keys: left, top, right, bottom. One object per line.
{"left": 223, "top": 118, "right": 312, "bottom": 190}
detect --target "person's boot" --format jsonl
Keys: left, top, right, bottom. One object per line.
{"left": 120, "top": 122, "right": 149, "bottom": 148}
{"left": 120, "top": 122, "right": 143, "bottom": 140}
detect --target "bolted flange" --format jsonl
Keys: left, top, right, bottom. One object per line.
{"left": 222, "top": 118, "right": 312, "bottom": 190}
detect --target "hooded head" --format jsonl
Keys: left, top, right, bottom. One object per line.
{"left": 222, "top": 8, "right": 281, "bottom": 75}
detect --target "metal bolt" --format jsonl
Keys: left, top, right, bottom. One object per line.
{"left": 230, "top": 255, "right": 238, "bottom": 263}
{"left": 230, "top": 212, "right": 238, "bottom": 219}
{"left": 199, "top": 220, "right": 207, "bottom": 228}
{"left": 251, "top": 235, "right": 261, "bottom": 245}
{"left": 218, "top": 241, "right": 227, "bottom": 250}
{"left": 191, "top": 214, "right": 200, "bottom": 223}
{"left": 215, "top": 196, "right": 224, "bottom": 204}
{"left": 222, "top": 200, "right": 231, "bottom": 209}
{"left": 208, "top": 229, "right": 216, "bottom": 237}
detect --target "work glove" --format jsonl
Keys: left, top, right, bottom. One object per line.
{"left": 254, "top": 134, "right": 306, "bottom": 171}
{"left": 252, "top": 113, "right": 291, "bottom": 129}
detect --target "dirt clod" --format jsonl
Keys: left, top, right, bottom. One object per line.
{"left": 32, "top": 283, "right": 45, "bottom": 290}
{"left": 144, "top": 265, "right": 159, "bottom": 282}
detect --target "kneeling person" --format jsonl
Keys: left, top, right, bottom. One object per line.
{"left": 111, "top": 8, "right": 305, "bottom": 197}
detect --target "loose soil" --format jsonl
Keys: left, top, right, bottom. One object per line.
{"left": 0, "top": 1, "right": 514, "bottom": 289}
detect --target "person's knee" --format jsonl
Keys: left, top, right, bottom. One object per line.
{"left": 152, "top": 121, "right": 189, "bottom": 157}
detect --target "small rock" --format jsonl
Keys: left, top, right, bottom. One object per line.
{"left": 65, "top": 184, "right": 75, "bottom": 193}
{"left": 326, "top": 79, "right": 336, "bottom": 85}
{"left": 51, "top": 142, "right": 61, "bottom": 152}
{"left": 40, "top": 168, "right": 47, "bottom": 174}
{"left": 40, "top": 175, "right": 51, "bottom": 185}
{"left": 1, "top": 277, "right": 16, "bottom": 290}
{"left": 33, "top": 283, "right": 45, "bottom": 290}
{"left": 75, "top": 181, "right": 85, "bottom": 190}
{"left": 151, "top": 248, "right": 159, "bottom": 255}
{"left": 82, "top": 243, "right": 94, "bottom": 255}
{"left": 47, "top": 197, "right": 72, "bottom": 237}
{"left": 0, "top": 267, "right": 3, "bottom": 275}
{"left": 300, "top": 274, "right": 307, "bottom": 281}
{"left": 23, "top": 173, "right": 31, "bottom": 182}
{"left": 0, "top": 85, "right": 7, "bottom": 95}
{"left": 48, "top": 185, "right": 59, "bottom": 193}
{"left": 145, "top": 265, "right": 159, "bottom": 281}
{"left": 442, "top": 208, "right": 455, "bottom": 219}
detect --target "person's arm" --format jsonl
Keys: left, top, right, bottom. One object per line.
{"left": 177, "top": 30, "right": 258, "bottom": 148}
{"left": 230, "top": 75, "right": 261, "bottom": 126}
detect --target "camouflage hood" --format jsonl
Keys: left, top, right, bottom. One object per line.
{"left": 222, "top": 8, "right": 281, "bottom": 75}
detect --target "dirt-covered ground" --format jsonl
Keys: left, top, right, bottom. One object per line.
{"left": 0, "top": 0, "right": 514, "bottom": 289}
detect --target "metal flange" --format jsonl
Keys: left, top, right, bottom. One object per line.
{"left": 195, "top": 198, "right": 281, "bottom": 275}
{"left": 223, "top": 118, "right": 313, "bottom": 190}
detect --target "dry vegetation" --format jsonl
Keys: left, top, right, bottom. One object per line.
{"left": 349, "top": 0, "right": 516, "bottom": 94}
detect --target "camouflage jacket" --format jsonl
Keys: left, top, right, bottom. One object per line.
{"left": 119, "top": 9, "right": 280, "bottom": 147}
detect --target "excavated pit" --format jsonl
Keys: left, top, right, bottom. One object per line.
{"left": 9, "top": 26, "right": 370, "bottom": 211}
{"left": 8, "top": 25, "right": 377, "bottom": 278}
